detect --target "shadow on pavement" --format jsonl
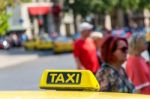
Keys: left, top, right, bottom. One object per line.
{"left": 0, "top": 47, "right": 73, "bottom": 57}
{"left": 0, "top": 47, "right": 53, "bottom": 57}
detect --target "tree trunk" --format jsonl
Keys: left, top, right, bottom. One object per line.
{"left": 94, "top": 13, "right": 99, "bottom": 27}
{"left": 104, "top": 13, "right": 112, "bottom": 31}
{"left": 143, "top": 8, "right": 150, "bottom": 30}
{"left": 117, "top": 9, "right": 124, "bottom": 27}
{"left": 127, "top": 9, "right": 133, "bottom": 28}
{"left": 73, "top": 10, "right": 77, "bottom": 33}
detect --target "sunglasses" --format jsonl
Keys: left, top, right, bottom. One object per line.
{"left": 118, "top": 46, "right": 128, "bottom": 53}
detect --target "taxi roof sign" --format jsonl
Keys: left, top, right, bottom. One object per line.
{"left": 39, "top": 70, "right": 100, "bottom": 91}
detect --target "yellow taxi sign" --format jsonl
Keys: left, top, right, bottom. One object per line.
{"left": 39, "top": 70, "right": 100, "bottom": 91}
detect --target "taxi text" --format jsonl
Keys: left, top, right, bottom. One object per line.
{"left": 47, "top": 72, "right": 81, "bottom": 84}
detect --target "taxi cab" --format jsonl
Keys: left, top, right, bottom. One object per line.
{"left": 53, "top": 37, "right": 73, "bottom": 54}
{"left": 0, "top": 70, "right": 150, "bottom": 99}
{"left": 146, "top": 32, "right": 150, "bottom": 42}
{"left": 23, "top": 36, "right": 53, "bottom": 50}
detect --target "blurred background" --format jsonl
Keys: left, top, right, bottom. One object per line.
{"left": 0, "top": 0, "right": 150, "bottom": 90}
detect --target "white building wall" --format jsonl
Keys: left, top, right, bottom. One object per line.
{"left": 60, "top": 13, "right": 74, "bottom": 36}
{"left": 20, "top": 4, "right": 32, "bottom": 39}
{"left": 8, "top": 1, "right": 68, "bottom": 38}
{"left": 7, "top": 4, "right": 23, "bottom": 30}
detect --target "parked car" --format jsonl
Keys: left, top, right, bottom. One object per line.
{"left": 53, "top": 37, "right": 73, "bottom": 54}
{"left": 0, "top": 38, "right": 11, "bottom": 50}
{"left": 23, "top": 36, "right": 53, "bottom": 50}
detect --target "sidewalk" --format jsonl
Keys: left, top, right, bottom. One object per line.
{"left": 0, "top": 55, "right": 39, "bottom": 69}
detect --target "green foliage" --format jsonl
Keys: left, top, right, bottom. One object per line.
{"left": 0, "top": 0, "right": 32, "bottom": 36}
{"left": 120, "top": 0, "right": 140, "bottom": 11}
{"left": 0, "top": 13, "right": 10, "bottom": 36}
{"left": 90, "top": 0, "right": 118, "bottom": 14}
{"left": 64, "top": 0, "right": 150, "bottom": 15}
{"left": 64, "top": 0, "right": 91, "bottom": 17}
{"left": 0, "top": 0, "right": 13, "bottom": 11}
{"left": 138, "top": 0, "right": 150, "bottom": 10}
{"left": 0, "top": 0, "right": 13, "bottom": 36}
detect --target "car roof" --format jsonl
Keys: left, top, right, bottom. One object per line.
{"left": 0, "top": 91, "right": 149, "bottom": 99}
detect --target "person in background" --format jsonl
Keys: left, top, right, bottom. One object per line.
{"left": 126, "top": 34, "right": 150, "bottom": 94}
{"left": 73, "top": 22, "right": 99, "bottom": 74}
{"left": 11, "top": 33, "right": 19, "bottom": 47}
{"left": 50, "top": 32, "right": 58, "bottom": 40}
{"left": 90, "top": 32, "right": 103, "bottom": 65}
{"left": 145, "top": 33, "right": 150, "bottom": 56}
{"left": 20, "top": 31, "right": 28, "bottom": 44}
{"left": 96, "top": 35, "right": 135, "bottom": 93}
{"left": 141, "top": 49, "right": 150, "bottom": 63}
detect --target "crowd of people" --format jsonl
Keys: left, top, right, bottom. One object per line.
{"left": 73, "top": 22, "right": 150, "bottom": 94}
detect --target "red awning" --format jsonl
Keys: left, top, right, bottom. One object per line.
{"left": 28, "top": 6, "right": 51, "bottom": 16}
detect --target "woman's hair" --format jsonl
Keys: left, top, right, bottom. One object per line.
{"left": 101, "top": 35, "right": 128, "bottom": 63}
{"left": 128, "top": 33, "right": 146, "bottom": 55}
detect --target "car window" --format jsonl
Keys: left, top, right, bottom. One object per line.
{"left": 56, "top": 37, "right": 67, "bottom": 42}
{"left": 56, "top": 37, "right": 71, "bottom": 42}
{"left": 40, "top": 36, "right": 52, "bottom": 42}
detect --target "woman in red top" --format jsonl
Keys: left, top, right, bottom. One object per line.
{"left": 126, "top": 34, "right": 150, "bottom": 94}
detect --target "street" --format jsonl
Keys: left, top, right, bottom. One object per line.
{"left": 0, "top": 48, "right": 76, "bottom": 90}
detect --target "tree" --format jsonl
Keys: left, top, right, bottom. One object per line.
{"left": 0, "top": 0, "right": 13, "bottom": 36}
{"left": 91, "top": 0, "right": 150, "bottom": 28}
{"left": 64, "top": 0, "right": 91, "bottom": 32}
{"left": 138, "top": 0, "right": 150, "bottom": 29}
{"left": 115, "top": 0, "right": 140, "bottom": 27}
{"left": 117, "top": 0, "right": 150, "bottom": 28}
{"left": 90, "top": 0, "right": 150, "bottom": 28}
{"left": 63, "top": 0, "right": 150, "bottom": 31}
{"left": 90, "top": 0, "right": 118, "bottom": 30}
{"left": 138, "top": 0, "right": 150, "bottom": 10}
{"left": 0, "top": 0, "right": 32, "bottom": 36}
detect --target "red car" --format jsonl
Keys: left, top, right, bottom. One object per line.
{"left": 0, "top": 39, "right": 10, "bottom": 49}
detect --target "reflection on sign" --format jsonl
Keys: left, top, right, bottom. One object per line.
{"left": 47, "top": 72, "right": 81, "bottom": 84}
